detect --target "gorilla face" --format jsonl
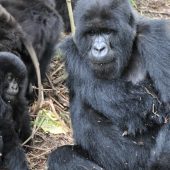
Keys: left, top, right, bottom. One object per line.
{"left": 3, "top": 72, "right": 19, "bottom": 102}
{"left": 0, "top": 52, "right": 28, "bottom": 103}
{"left": 74, "top": 0, "right": 136, "bottom": 79}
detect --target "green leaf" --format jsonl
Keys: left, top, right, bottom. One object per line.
{"left": 34, "top": 109, "right": 69, "bottom": 134}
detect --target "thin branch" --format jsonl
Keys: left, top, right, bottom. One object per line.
{"left": 66, "top": 0, "right": 75, "bottom": 34}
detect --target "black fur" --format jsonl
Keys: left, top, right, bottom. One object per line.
{"left": 54, "top": 0, "right": 77, "bottom": 33}
{"left": 48, "top": 0, "right": 170, "bottom": 169}
{"left": 0, "top": 52, "right": 30, "bottom": 169}
{"left": 48, "top": 145, "right": 103, "bottom": 170}
{"left": 0, "top": 52, "right": 31, "bottom": 144}
{"left": 0, "top": 0, "right": 63, "bottom": 97}
{"left": 45, "top": 0, "right": 78, "bottom": 33}
{"left": 0, "top": 119, "right": 29, "bottom": 170}
{"left": 47, "top": 0, "right": 77, "bottom": 33}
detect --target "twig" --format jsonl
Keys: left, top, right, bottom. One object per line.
{"left": 66, "top": 0, "right": 75, "bottom": 34}
{"left": 142, "top": 10, "right": 170, "bottom": 16}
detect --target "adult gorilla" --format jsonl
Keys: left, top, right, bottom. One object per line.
{"left": 48, "top": 0, "right": 170, "bottom": 169}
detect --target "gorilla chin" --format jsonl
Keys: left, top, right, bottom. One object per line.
{"left": 90, "top": 59, "right": 119, "bottom": 79}
{"left": 4, "top": 91, "right": 18, "bottom": 102}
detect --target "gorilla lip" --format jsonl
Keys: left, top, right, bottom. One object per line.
{"left": 4, "top": 93, "right": 15, "bottom": 101}
{"left": 90, "top": 56, "right": 115, "bottom": 65}
{"left": 91, "top": 60, "right": 117, "bottom": 74}
{"left": 91, "top": 58, "right": 115, "bottom": 66}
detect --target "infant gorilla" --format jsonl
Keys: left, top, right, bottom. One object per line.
{"left": 0, "top": 52, "right": 30, "bottom": 170}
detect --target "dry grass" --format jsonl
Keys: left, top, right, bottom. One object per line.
{"left": 136, "top": 0, "right": 170, "bottom": 18}
{"left": 26, "top": 57, "right": 73, "bottom": 170}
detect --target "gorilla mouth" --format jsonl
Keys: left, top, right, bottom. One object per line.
{"left": 6, "top": 90, "right": 18, "bottom": 96}
{"left": 91, "top": 59, "right": 117, "bottom": 74}
{"left": 90, "top": 57, "right": 117, "bottom": 70}
{"left": 4, "top": 93, "right": 16, "bottom": 101}
{"left": 91, "top": 58, "right": 116, "bottom": 65}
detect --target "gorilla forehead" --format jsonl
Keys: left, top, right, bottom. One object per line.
{"left": 74, "top": 0, "right": 131, "bottom": 27}
{"left": 75, "top": 0, "right": 126, "bottom": 10}
{"left": 0, "top": 52, "right": 27, "bottom": 80}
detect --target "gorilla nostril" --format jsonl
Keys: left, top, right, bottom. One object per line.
{"left": 94, "top": 47, "right": 100, "bottom": 52}
{"left": 14, "top": 86, "right": 18, "bottom": 90}
{"left": 12, "top": 84, "right": 18, "bottom": 90}
{"left": 100, "top": 46, "right": 106, "bottom": 52}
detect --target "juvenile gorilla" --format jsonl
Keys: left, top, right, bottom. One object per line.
{"left": 0, "top": 52, "right": 30, "bottom": 170}
{"left": 48, "top": 0, "right": 170, "bottom": 169}
{"left": 0, "top": 0, "right": 63, "bottom": 97}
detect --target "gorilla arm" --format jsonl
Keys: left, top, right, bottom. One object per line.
{"left": 0, "top": 119, "right": 29, "bottom": 170}
{"left": 136, "top": 19, "right": 170, "bottom": 103}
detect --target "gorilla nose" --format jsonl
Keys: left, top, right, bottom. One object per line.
{"left": 11, "top": 81, "right": 18, "bottom": 90}
{"left": 92, "top": 43, "right": 108, "bottom": 58}
{"left": 12, "top": 84, "right": 18, "bottom": 90}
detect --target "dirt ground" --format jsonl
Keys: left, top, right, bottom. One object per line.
{"left": 136, "top": 0, "right": 170, "bottom": 18}
{"left": 27, "top": 1, "right": 170, "bottom": 169}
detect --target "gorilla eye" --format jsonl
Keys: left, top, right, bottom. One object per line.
{"left": 103, "top": 29, "right": 114, "bottom": 35}
{"left": 88, "top": 30, "right": 96, "bottom": 36}
{"left": 6, "top": 73, "right": 13, "bottom": 81}
{"left": 106, "top": 30, "right": 112, "bottom": 35}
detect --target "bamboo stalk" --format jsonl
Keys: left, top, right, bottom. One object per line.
{"left": 66, "top": 0, "right": 75, "bottom": 34}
